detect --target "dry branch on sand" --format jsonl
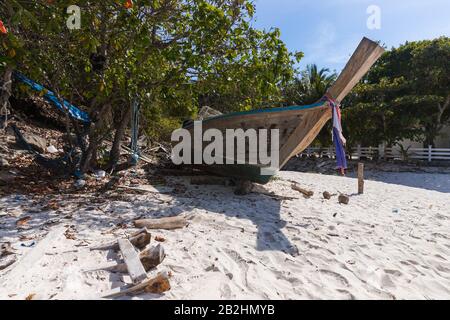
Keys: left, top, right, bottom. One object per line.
{"left": 134, "top": 216, "right": 187, "bottom": 230}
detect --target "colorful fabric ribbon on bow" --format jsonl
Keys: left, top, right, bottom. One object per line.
{"left": 322, "top": 95, "right": 347, "bottom": 174}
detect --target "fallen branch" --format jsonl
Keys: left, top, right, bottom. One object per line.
{"left": 291, "top": 183, "right": 314, "bottom": 198}
{"left": 134, "top": 216, "right": 187, "bottom": 230}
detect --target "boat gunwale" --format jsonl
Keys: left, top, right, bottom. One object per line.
{"left": 183, "top": 101, "right": 328, "bottom": 129}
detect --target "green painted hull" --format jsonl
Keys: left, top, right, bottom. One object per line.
{"left": 195, "top": 163, "right": 274, "bottom": 184}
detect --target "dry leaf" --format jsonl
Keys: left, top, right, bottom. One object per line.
{"left": 16, "top": 216, "right": 31, "bottom": 227}
{"left": 64, "top": 228, "right": 76, "bottom": 240}
{"left": 25, "top": 293, "right": 36, "bottom": 300}
{"left": 46, "top": 201, "right": 59, "bottom": 210}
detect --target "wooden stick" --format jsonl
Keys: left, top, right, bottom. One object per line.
{"left": 134, "top": 216, "right": 187, "bottom": 230}
{"left": 118, "top": 239, "right": 147, "bottom": 284}
{"left": 358, "top": 163, "right": 364, "bottom": 194}
{"left": 102, "top": 272, "right": 170, "bottom": 298}
{"left": 291, "top": 183, "right": 314, "bottom": 198}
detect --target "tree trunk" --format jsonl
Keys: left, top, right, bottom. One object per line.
{"left": 423, "top": 124, "right": 437, "bottom": 148}
{"left": 0, "top": 68, "right": 13, "bottom": 129}
{"left": 79, "top": 103, "right": 110, "bottom": 174}
{"left": 109, "top": 105, "right": 132, "bottom": 170}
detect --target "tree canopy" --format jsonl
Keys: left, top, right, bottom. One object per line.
{"left": 1, "top": 0, "right": 301, "bottom": 171}
{"left": 343, "top": 37, "right": 450, "bottom": 147}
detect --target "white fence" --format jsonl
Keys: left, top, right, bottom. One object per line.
{"left": 301, "top": 145, "right": 450, "bottom": 162}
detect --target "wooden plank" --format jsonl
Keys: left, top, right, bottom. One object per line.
{"left": 0, "top": 226, "right": 65, "bottom": 285}
{"left": 327, "top": 37, "right": 385, "bottom": 103}
{"left": 134, "top": 216, "right": 187, "bottom": 230}
{"left": 118, "top": 239, "right": 147, "bottom": 284}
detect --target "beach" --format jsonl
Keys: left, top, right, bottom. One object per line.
{"left": 1, "top": 170, "right": 449, "bottom": 300}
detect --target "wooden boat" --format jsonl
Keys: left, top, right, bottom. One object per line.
{"left": 180, "top": 37, "right": 385, "bottom": 184}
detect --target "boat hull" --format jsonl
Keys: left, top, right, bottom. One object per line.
{"left": 180, "top": 102, "right": 332, "bottom": 184}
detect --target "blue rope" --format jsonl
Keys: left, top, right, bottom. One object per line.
{"left": 130, "top": 98, "right": 140, "bottom": 165}
{"left": 14, "top": 72, "right": 91, "bottom": 123}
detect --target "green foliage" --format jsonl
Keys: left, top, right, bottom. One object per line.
{"left": 282, "top": 64, "right": 337, "bottom": 106}
{"left": 1, "top": 0, "right": 300, "bottom": 144}
{"left": 343, "top": 37, "right": 450, "bottom": 146}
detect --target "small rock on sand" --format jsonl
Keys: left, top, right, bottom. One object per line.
{"left": 338, "top": 194, "right": 349, "bottom": 204}
{"left": 323, "top": 191, "right": 331, "bottom": 200}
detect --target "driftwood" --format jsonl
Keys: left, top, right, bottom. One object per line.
{"left": 134, "top": 216, "right": 187, "bottom": 230}
{"left": 291, "top": 183, "right": 314, "bottom": 198}
{"left": 338, "top": 194, "right": 350, "bottom": 205}
{"left": 102, "top": 272, "right": 170, "bottom": 298}
{"left": 139, "top": 244, "right": 165, "bottom": 270}
{"left": 86, "top": 244, "right": 165, "bottom": 273}
{"left": 0, "top": 255, "right": 17, "bottom": 270}
{"left": 255, "top": 191, "right": 299, "bottom": 201}
{"left": 118, "top": 239, "right": 147, "bottom": 284}
{"left": 90, "top": 228, "right": 151, "bottom": 251}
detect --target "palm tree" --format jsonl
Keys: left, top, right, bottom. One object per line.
{"left": 283, "top": 64, "right": 337, "bottom": 105}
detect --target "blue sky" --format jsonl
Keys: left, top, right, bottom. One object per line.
{"left": 252, "top": 0, "right": 450, "bottom": 72}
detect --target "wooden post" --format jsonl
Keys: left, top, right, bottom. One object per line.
{"left": 428, "top": 145, "right": 432, "bottom": 162}
{"left": 358, "top": 163, "right": 364, "bottom": 194}
{"left": 378, "top": 144, "right": 385, "bottom": 159}
{"left": 357, "top": 144, "right": 361, "bottom": 160}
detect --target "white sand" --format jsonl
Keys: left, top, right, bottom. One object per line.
{"left": 1, "top": 171, "right": 449, "bottom": 300}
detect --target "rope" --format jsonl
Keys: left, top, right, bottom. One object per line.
{"left": 129, "top": 98, "right": 140, "bottom": 165}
